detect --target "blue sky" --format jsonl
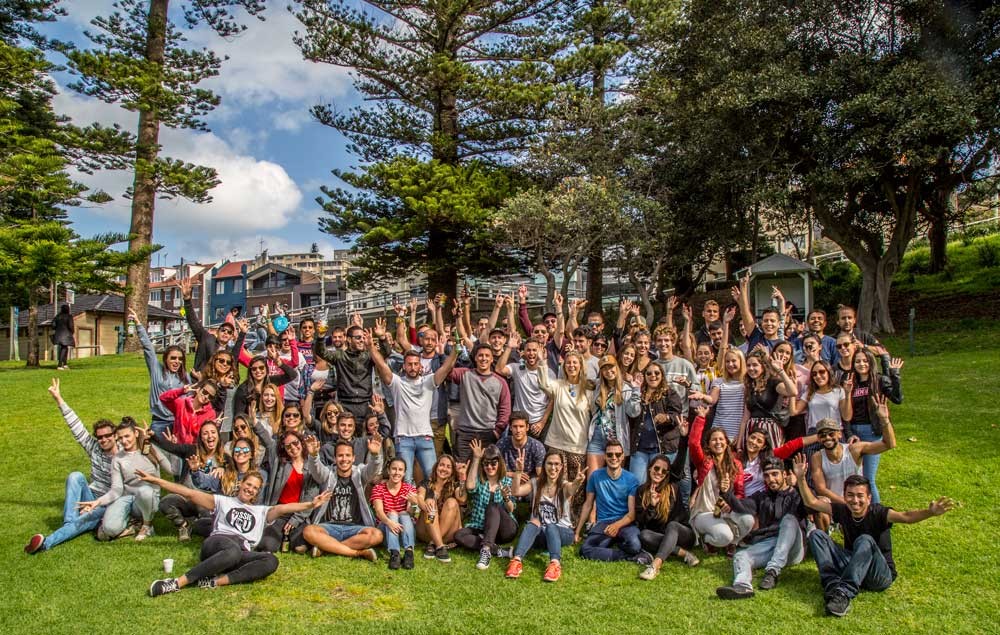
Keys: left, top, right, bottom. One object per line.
{"left": 41, "top": 1, "right": 364, "bottom": 264}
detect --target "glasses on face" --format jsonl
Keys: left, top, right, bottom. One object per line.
{"left": 804, "top": 344, "right": 817, "bottom": 351}
{"left": 650, "top": 465, "right": 668, "bottom": 475}
{"left": 593, "top": 342, "right": 607, "bottom": 349}
{"left": 199, "top": 387, "right": 218, "bottom": 399}
{"left": 280, "top": 339, "right": 290, "bottom": 344}
{"left": 233, "top": 447, "right": 252, "bottom": 455}
{"left": 216, "top": 358, "right": 233, "bottom": 366}
{"left": 812, "top": 370, "right": 828, "bottom": 377}
{"left": 234, "top": 425, "right": 249, "bottom": 432}
{"left": 284, "top": 412, "right": 302, "bottom": 419}
{"left": 95, "top": 432, "right": 114, "bottom": 440}
{"left": 219, "top": 328, "right": 234, "bottom": 336}
{"left": 644, "top": 371, "right": 662, "bottom": 378}
{"left": 283, "top": 440, "right": 301, "bottom": 449}
{"left": 836, "top": 342, "right": 852, "bottom": 349}
{"left": 350, "top": 335, "right": 365, "bottom": 340}
{"left": 482, "top": 459, "right": 499, "bottom": 467}
{"left": 167, "top": 356, "right": 183, "bottom": 362}
{"left": 605, "top": 451, "right": 623, "bottom": 459}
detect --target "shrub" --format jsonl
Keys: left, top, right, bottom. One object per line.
{"left": 977, "top": 242, "right": 999, "bottom": 268}
{"left": 813, "top": 261, "right": 861, "bottom": 314}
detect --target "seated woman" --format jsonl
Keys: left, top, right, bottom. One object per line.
{"left": 636, "top": 428, "right": 700, "bottom": 581}
{"left": 504, "top": 450, "right": 586, "bottom": 582}
{"left": 158, "top": 379, "right": 219, "bottom": 445}
{"left": 739, "top": 428, "right": 818, "bottom": 497}
{"left": 141, "top": 469, "right": 330, "bottom": 597}
{"left": 80, "top": 418, "right": 172, "bottom": 542}
{"left": 371, "top": 457, "right": 419, "bottom": 570}
{"left": 254, "top": 427, "right": 320, "bottom": 554}
{"left": 226, "top": 415, "right": 266, "bottom": 470}
{"left": 154, "top": 420, "right": 227, "bottom": 540}
{"left": 688, "top": 406, "right": 754, "bottom": 553}
{"left": 453, "top": 440, "right": 517, "bottom": 570}
{"left": 415, "top": 454, "right": 466, "bottom": 562}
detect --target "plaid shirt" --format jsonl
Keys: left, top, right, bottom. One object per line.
{"left": 466, "top": 476, "right": 513, "bottom": 530}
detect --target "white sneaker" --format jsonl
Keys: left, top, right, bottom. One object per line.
{"left": 135, "top": 525, "right": 154, "bottom": 541}
{"left": 639, "top": 565, "right": 658, "bottom": 581}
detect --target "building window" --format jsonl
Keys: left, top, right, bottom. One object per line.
{"left": 233, "top": 279, "right": 243, "bottom": 293}
{"left": 215, "top": 281, "right": 225, "bottom": 295}
{"left": 150, "top": 289, "right": 161, "bottom": 303}
{"left": 214, "top": 307, "right": 226, "bottom": 321}
{"left": 192, "top": 286, "right": 200, "bottom": 299}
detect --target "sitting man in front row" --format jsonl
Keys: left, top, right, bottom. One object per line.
{"left": 793, "top": 454, "right": 954, "bottom": 617}
{"left": 715, "top": 456, "right": 807, "bottom": 599}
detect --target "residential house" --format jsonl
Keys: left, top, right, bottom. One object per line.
{"left": 208, "top": 259, "right": 250, "bottom": 324}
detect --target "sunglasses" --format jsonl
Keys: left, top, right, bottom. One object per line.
{"left": 482, "top": 459, "right": 499, "bottom": 467}
{"left": 284, "top": 412, "right": 302, "bottom": 419}
{"left": 167, "top": 356, "right": 183, "bottom": 362}
{"left": 283, "top": 440, "right": 302, "bottom": 449}
{"left": 234, "top": 425, "right": 249, "bottom": 432}
{"left": 95, "top": 432, "right": 115, "bottom": 440}
{"left": 650, "top": 465, "right": 668, "bottom": 474}
{"left": 836, "top": 343, "right": 852, "bottom": 349}
{"left": 605, "top": 451, "right": 623, "bottom": 459}
{"left": 593, "top": 342, "right": 608, "bottom": 348}
{"left": 233, "top": 447, "right": 252, "bottom": 455}
{"left": 199, "top": 388, "right": 218, "bottom": 399}
{"left": 216, "top": 358, "right": 233, "bottom": 366}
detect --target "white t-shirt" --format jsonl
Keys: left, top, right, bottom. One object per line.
{"left": 212, "top": 495, "right": 270, "bottom": 551}
{"left": 507, "top": 363, "right": 554, "bottom": 423}
{"left": 807, "top": 387, "right": 845, "bottom": 433}
{"left": 387, "top": 373, "right": 437, "bottom": 437}
{"left": 710, "top": 378, "right": 746, "bottom": 441}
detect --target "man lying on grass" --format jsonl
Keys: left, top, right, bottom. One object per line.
{"left": 792, "top": 454, "right": 954, "bottom": 618}
{"left": 136, "top": 469, "right": 331, "bottom": 597}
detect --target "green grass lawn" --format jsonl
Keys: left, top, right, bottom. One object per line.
{"left": 1, "top": 322, "right": 998, "bottom": 634}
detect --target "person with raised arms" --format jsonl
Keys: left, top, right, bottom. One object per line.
{"left": 24, "top": 379, "right": 118, "bottom": 554}
{"left": 143, "top": 469, "right": 331, "bottom": 597}
{"left": 793, "top": 454, "right": 954, "bottom": 617}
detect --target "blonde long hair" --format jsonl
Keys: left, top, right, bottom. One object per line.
{"left": 562, "top": 351, "right": 590, "bottom": 404}
{"left": 597, "top": 357, "right": 624, "bottom": 407}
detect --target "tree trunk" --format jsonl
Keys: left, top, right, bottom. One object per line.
{"left": 927, "top": 213, "right": 948, "bottom": 274}
{"left": 586, "top": 249, "right": 603, "bottom": 317}
{"left": 26, "top": 296, "right": 39, "bottom": 368}
{"left": 123, "top": 0, "right": 168, "bottom": 353}
{"left": 426, "top": 226, "right": 457, "bottom": 298}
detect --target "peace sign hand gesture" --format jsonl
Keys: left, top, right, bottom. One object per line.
{"left": 514, "top": 448, "right": 526, "bottom": 473}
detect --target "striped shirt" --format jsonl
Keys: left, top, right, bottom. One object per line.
{"left": 61, "top": 403, "right": 113, "bottom": 495}
{"left": 710, "top": 378, "right": 746, "bottom": 441}
{"left": 370, "top": 481, "right": 416, "bottom": 514}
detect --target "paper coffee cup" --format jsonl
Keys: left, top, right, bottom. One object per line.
{"left": 163, "top": 558, "right": 174, "bottom": 573}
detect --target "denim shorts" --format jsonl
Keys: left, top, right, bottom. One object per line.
{"left": 586, "top": 425, "right": 608, "bottom": 455}
{"left": 319, "top": 523, "right": 368, "bottom": 542}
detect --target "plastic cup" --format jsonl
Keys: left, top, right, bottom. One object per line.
{"left": 163, "top": 558, "right": 174, "bottom": 574}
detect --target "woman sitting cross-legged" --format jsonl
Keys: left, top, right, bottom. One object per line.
{"left": 141, "top": 469, "right": 330, "bottom": 597}
{"left": 453, "top": 439, "right": 518, "bottom": 570}
{"left": 504, "top": 449, "right": 587, "bottom": 583}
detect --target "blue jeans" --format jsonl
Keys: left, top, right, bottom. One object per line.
{"left": 319, "top": 523, "right": 368, "bottom": 542}
{"left": 733, "top": 515, "right": 805, "bottom": 587}
{"left": 514, "top": 521, "right": 574, "bottom": 562}
{"left": 380, "top": 512, "right": 415, "bottom": 551}
{"left": 395, "top": 435, "right": 437, "bottom": 484}
{"left": 629, "top": 451, "right": 656, "bottom": 485}
{"left": 43, "top": 472, "right": 106, "bottom": 550}
{"left": 808, "top": 529, "right": 894, "bottom": 599}
{"left": 853, "top": 423, "right": 883, "bottom": 503}
{"left": 580, "top": 521, "right": 642, "bottom": 561}
{"left": 101, "top": 488, "right": 158, "bottom": 537}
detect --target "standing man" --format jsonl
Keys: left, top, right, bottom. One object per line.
{"left": 25, "top": 379, "right": 118, "bottom": 554}
{"left": 791, "top": 309, "right": 838, "bottom": 364}
{"left": 694, "top": 300, "right": 721, "bottom": 346}
{"left": 448, "top": 343, "right": 512, "bottom": 462}
{"left": 495, "top": 332, "right": 554, "bottom": 439}
{"left": 369, "top": 331, "right": 459, "bottom": 483}
{"left": 313, "top": 319, "right": 391, "bottom": 423}
{"left": 794, "top": 454, "right": 954, "bottom": 617}
{"left": 715, "top": 457, "right": 807, "bottom": 599}
{"left": 652, "top": 325, "right": 697, "bottom": 418}
{"left": 733, "top": 274, "right": 783, "bottom": 352}
{"left": 575, "top": 440, "right": 650, "bottom": 564}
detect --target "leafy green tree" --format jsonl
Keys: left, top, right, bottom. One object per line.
{"left": 294, "top": 0, "right": 557, "bottom": 295}
{"left": 63, "top": 0, "right": 265, "bottom": 350}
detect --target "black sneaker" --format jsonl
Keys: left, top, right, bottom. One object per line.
{"left": 435, "top": 545, "right": 452, "bottom": 563}
{"left": 149, "top": 578, "right": 180, "bottom": 597}
{"left": 716, "top": 584, "right": 755, "bottom": 600}
{"left": 635, "top": 550, "right": 654, "bottom": 566}
{"left": 826, "top": 591, "right": 851, "bottom": 617}
{"left": 388, "top": 550, "right": 401, "bottom": 570}
{"left": 402, "top": 548, "right": 415, "bottom": 570}
{"left": 476, "top": 546, "right": 492, "bottom": 570}
{"left": 198, "top": 578, "right": 217, "bottom": 590}
{"left": 423, "top": 543, "right": 436, "bottom": 559}
{"left": 759, "top": 569, "right": 779, "bottom": 591}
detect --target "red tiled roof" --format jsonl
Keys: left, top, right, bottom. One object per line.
{"left": 215, "top": 260, "right": 251, "bottom": 279}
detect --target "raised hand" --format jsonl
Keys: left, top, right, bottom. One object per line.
{"left": 162, "top": 428, "right": 177, "bottom": 445}
{"left": 362, "top": 328, "right": 374, "bottom": 349}
{"left": 730, "top": 286, "right": 741, "bottom": 302}
{"left": 426, "top": 296, "right": 437, "bottom": 313}
{"left": 667, "top": 296, "right": 678, "bottom": 313}
{"left": 409, "top": 297, "right": 418, "bottom": 315}
{"left": 889, "top": 357, "right": 904, "bottom": 372}
{"left": 928, "top": 496, "right": 956, "bottom": 516}
{"left": 237, "top": 317, "right": 250, "bottom": 334}
{"left": 719, "top": 472, "right": 731, "bottom": 493}
{"left": 311, "top": 378, "right": 327, "bottom": 392}
{"left": 514, "top": 448, "right": 526, "bottom": 473}
{"left": 127, "top": 308, "right": 140, "bottom": 323}
{"left": 177, "top": 277, "right": 192, "bottom": 300}
{"left": 507, "top": 331, "right": 522, "bottom": 350}
{"left": 574, "top": 467, "right": 588, "bottom": 486}
{"left": 495, "top": 292, "right": 505, "bottom": 309}
{"left": 367, "top": 431, "right": 383, "bottom": 455}
{"left": 694, "top": 405, "right": 710, "bottom": 419}
{"left": 351, "top": 313, "right": 363, "bottom": 328}
{"left": 768, "top": 353, "right": 785, "bottom": 374}
{"left": 682, "top": 303, "right": 693, "bottom": 323}
{"left": 518, "top": 284, "right": 527, "bottom": 304}
{"left": 842, "top": 373, "right": 854, "bottom": 394}
{"left": 369, "top": 393, "right": 385, "bottom": 415}
{"left": 456, "top": 461, "right": 468, "bottom": 482}
{"left": 792, "top": 453, "right": 807, "bottom": 480}
{"left": 553, "top": 292, "right": 564, "bottom": 311}
{"left": 470, "top": 438, "right": 484, "bottom": 459}
{"left": 873, "top": 393, "right": 890, "bottom": 421}
{"left": 48, "top": 377, "right": 62, "bottom": 401}
{"left": 186, "top": 454, "right": 204, "bottom": 472}
{"left": 373, "top": 317, "right": 387, "bottom": 338}
{"left": 676, "top": 416, "right": 690, "bottom": 437}
{"left": 304, "top": 434, "right": 320, "bottom": 456}
{"left": 393, "top": 302, "right": 406, "bottom": 317}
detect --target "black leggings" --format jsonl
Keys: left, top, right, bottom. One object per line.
{"left": 257, "top": 515, "right": 308, "bottom": 553}
{"left": 453, "top": 503, "right": 518, "bottom": 553}
{"left": 184, "top": 534, "right": 278, "bottom": 585}
{"left": 57, "top": 345, "right": 70, "bottom": 367}
{"left": 640, "top": 521, "right": 696, "bottom": 562}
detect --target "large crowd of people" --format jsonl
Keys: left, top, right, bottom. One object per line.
{"left": 24, "top": 277, "right": 954, "bottom": 617}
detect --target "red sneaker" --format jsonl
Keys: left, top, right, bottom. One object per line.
{"left": 505, "top": 558, "right": 523, "bottom": 579}
{"left": 542, "top": 560, "right": 561, "bottom": 582}
{"left": 24, "top": 533, "right": 44, "bottom": 554}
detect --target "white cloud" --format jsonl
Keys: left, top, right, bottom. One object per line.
{"left": 184, "top": 235, "right": 344, "bottom": 263}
